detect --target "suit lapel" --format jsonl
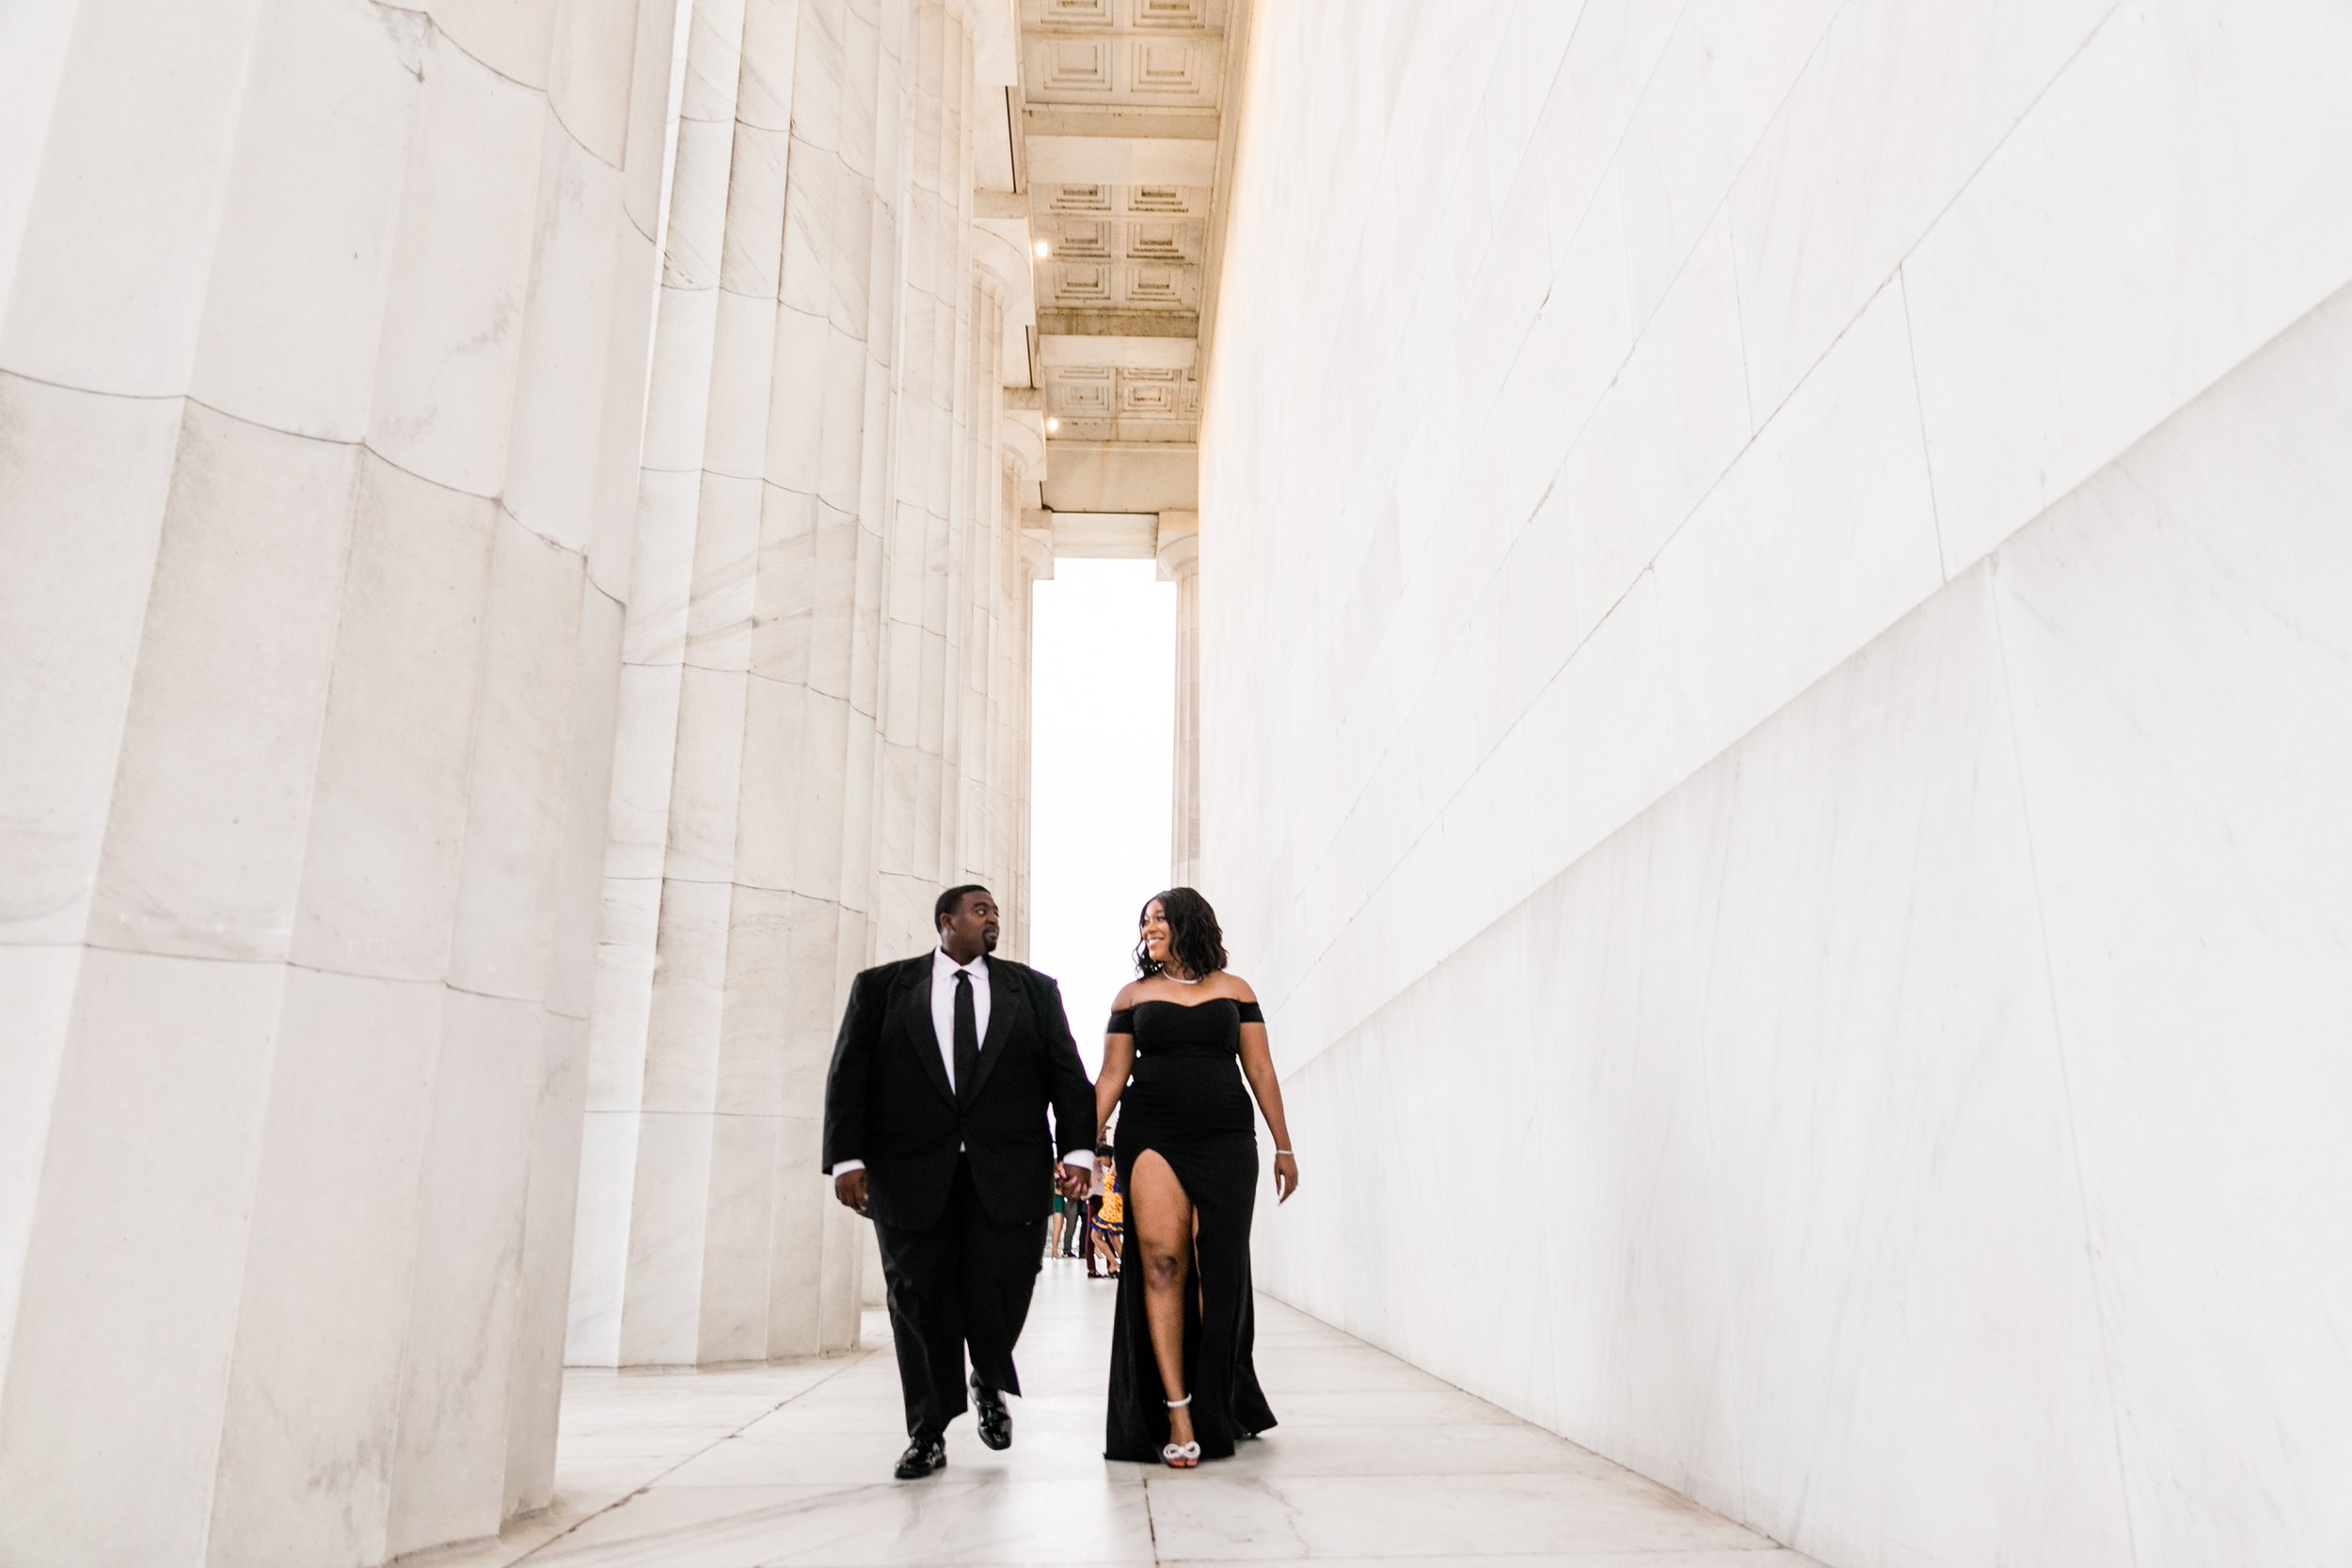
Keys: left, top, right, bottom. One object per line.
{"left": 894, "top": 958, "right": 955, "bottom": 1109}
{"left": 958, "top": 959, "right": 1025, "bottom": 1107}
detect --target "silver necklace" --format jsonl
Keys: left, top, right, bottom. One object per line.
{"left": 1167, "top": 969, "right": 1202, "bottom": 985}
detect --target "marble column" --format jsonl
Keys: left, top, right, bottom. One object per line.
{"left": 817, "top": 0, "right": 918, "bottom": 1349}
{"left": 1014, "top": 523, "right": 1057, "bottom": 944}
{"left": 1157, "top": 512, "right": 1203, "bottom": 889}
{"left": 952, "top": 272, "right": 1011, "bottom": 893}
{"left": 565, "top": 0, "right": 754, "bottom": 1373}
{"left": 995, "top": 420, "right": 1049, "bottom": 955}
{"left": 569, "top": 0, "right": 905, "bottom": 1370}
{"left": 0, "top": 1, "right": 679, "bottom": 1562}
{"left": 754, "top": 0, "right": 905, "bottom": 1363}
{"left": 874, "top": 0, "right": 977, "bottom": 960}
{"left": 842, "top": 0, "right": 924, "bottom": 1325}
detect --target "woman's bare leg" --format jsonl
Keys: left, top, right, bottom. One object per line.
{"left": 1126, "top": 1149, "right": 1198, "bottom": 1454}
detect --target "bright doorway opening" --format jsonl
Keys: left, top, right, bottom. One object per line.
{"left": 1027, "top": 559, "right": 1177, "bottom": 1079}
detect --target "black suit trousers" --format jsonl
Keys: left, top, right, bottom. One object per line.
{"left": 873, "top": 1154, "right": 1048, "bottom": 1441}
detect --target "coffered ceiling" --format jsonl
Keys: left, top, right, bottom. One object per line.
{"left": 1009, "top": 0, "right": 1248, "bottom": 515}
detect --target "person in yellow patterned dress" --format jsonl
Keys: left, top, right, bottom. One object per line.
{"left": 1090, "top": 1148, "right": 1123, "bottom": 1277}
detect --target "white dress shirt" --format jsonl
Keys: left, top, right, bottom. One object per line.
{"left": 829, "top": 947, "right": 1093, "bottom": 1177}
{"left": 931, "top": 946, "right": 990, "bottom": 1079}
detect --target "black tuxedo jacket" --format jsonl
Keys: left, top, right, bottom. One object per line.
{"left": 822, "top": 954, "right": 1096, "bottom": 1230}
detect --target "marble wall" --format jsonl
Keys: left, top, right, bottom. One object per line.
{"left": 0, "top": 0, "right": 1045, "bottom": 1560}
{"left": 1200, "top": 4, "right": 2352, "bottom": 1565}
{"left": 0, "top": 2, "right": 675, "bottom": 1560}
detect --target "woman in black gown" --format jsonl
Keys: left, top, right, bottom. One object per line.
{"left": 1097, "top": 888, "right": 1299, "bottom": 1466}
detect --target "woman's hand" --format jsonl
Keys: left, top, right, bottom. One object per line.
{"left": 1272, "top": 1151, "right": 1299, "bottom": 1203}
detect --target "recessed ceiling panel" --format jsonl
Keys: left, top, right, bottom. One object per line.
{"left": 1021, "top": 0, "right": 1238, "bottom": 517}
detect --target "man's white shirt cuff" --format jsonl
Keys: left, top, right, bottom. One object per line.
{"left": 828, "top": 1159, "right": 866, "bottom": 1176}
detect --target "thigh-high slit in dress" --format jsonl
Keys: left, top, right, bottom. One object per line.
{"left": 1103, "top": 997, "right": 1278, "bottom": 1462}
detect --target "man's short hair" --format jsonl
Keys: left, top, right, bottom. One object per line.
{"left": 934, "top": 884, "right": 991, "bottom": 929}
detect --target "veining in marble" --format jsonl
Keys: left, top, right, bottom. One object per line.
{"left": 1903, "top": 0, "right": 2352, "bottom": 573}
{"left": 1205, "top": 8, "right": 2352, "bottom": 1567}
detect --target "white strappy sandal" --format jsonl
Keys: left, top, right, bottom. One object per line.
{"left": 1161, "top": 1395, "right": 1201, "bottom": 1468}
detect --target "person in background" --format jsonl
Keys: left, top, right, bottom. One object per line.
{"left": 1091, "top": 1148, "right": 1124, "bottom": 1278}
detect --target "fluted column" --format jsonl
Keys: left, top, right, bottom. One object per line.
{"left": 750, "top": 0, "right": 907, "bottom": 1357}
{"left": 993, "top": 416, "right": 1048, "bottom": 956}
{"left": 1014, "top": 523, "right": 1057, "bottom": 943}
{"left": 566, "top": 0, "right": 756, "bottom": 1372}
{"left": 571, "top": 0, "right": 931, "bottom": 1370}
{"left": 680, "top": 0, "right": 806, "bottom": 1368}
{"left": 0, "top": 1, "right": 680, "bottom": 1561}
{"left": 819, "top": 0, "right": 919, "bottom": 1347}
{"left": 952, "top": 273, "right": 1010, "bottom": 890}
{"left": 1158, "top": 513, "right": 1203, "bottom": 888}
{"left": 874, "top": 0, "right": 977, "bottom": 959}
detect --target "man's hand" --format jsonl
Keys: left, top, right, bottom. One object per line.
{"left": 1057, "top": 1162, "right": 1092, "bottom": 1199}
{"left": 833, "top": 1169, "right": 869, "bottom": 1213}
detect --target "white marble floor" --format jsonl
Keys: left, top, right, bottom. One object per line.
{"left": 418, "top": 1262, "right": 1815, "bottom": 1567}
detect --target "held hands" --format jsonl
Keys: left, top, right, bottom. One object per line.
{"left": 833, "top": 1169, "right": 869, "bottom": 1214}
{"left": 1272, "top": 1150, "right": 1299, "bottom": 1203}
{"left": 1057, "top": 1161, "right": 1093, "bottom": 1200}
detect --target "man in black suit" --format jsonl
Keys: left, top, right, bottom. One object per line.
{"left": 823, "top": 884, "right": 1097, "bottom": 1479}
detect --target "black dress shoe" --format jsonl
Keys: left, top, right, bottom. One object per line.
{"left": 971, "top": 1375, "right": 1012, "bottom": 1450}
{"left": 893, "top": 1436, "right": 946, "bottom": 1480}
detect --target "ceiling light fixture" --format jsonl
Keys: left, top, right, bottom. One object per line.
{"left": 1034, "top": 238, "right": 1052, "bottom": 259}
{"left": 1045, "top": 417, "right": 1060, "bottom": 434}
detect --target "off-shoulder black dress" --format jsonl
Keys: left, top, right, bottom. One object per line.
{"left": 1102, "top": 997, "right": 1278, "bottom": 1462}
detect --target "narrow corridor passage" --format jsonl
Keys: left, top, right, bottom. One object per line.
{"left": 421, "top": 1266, "right": 1816, "bottom": 1567}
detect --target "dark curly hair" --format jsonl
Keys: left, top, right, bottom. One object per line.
{"left": 1134, "top": 887, "right": 1228, "bottom": 980}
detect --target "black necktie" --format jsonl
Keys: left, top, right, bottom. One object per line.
{"left": 953, "top": 968, "right": 979, "bottom": 1100}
